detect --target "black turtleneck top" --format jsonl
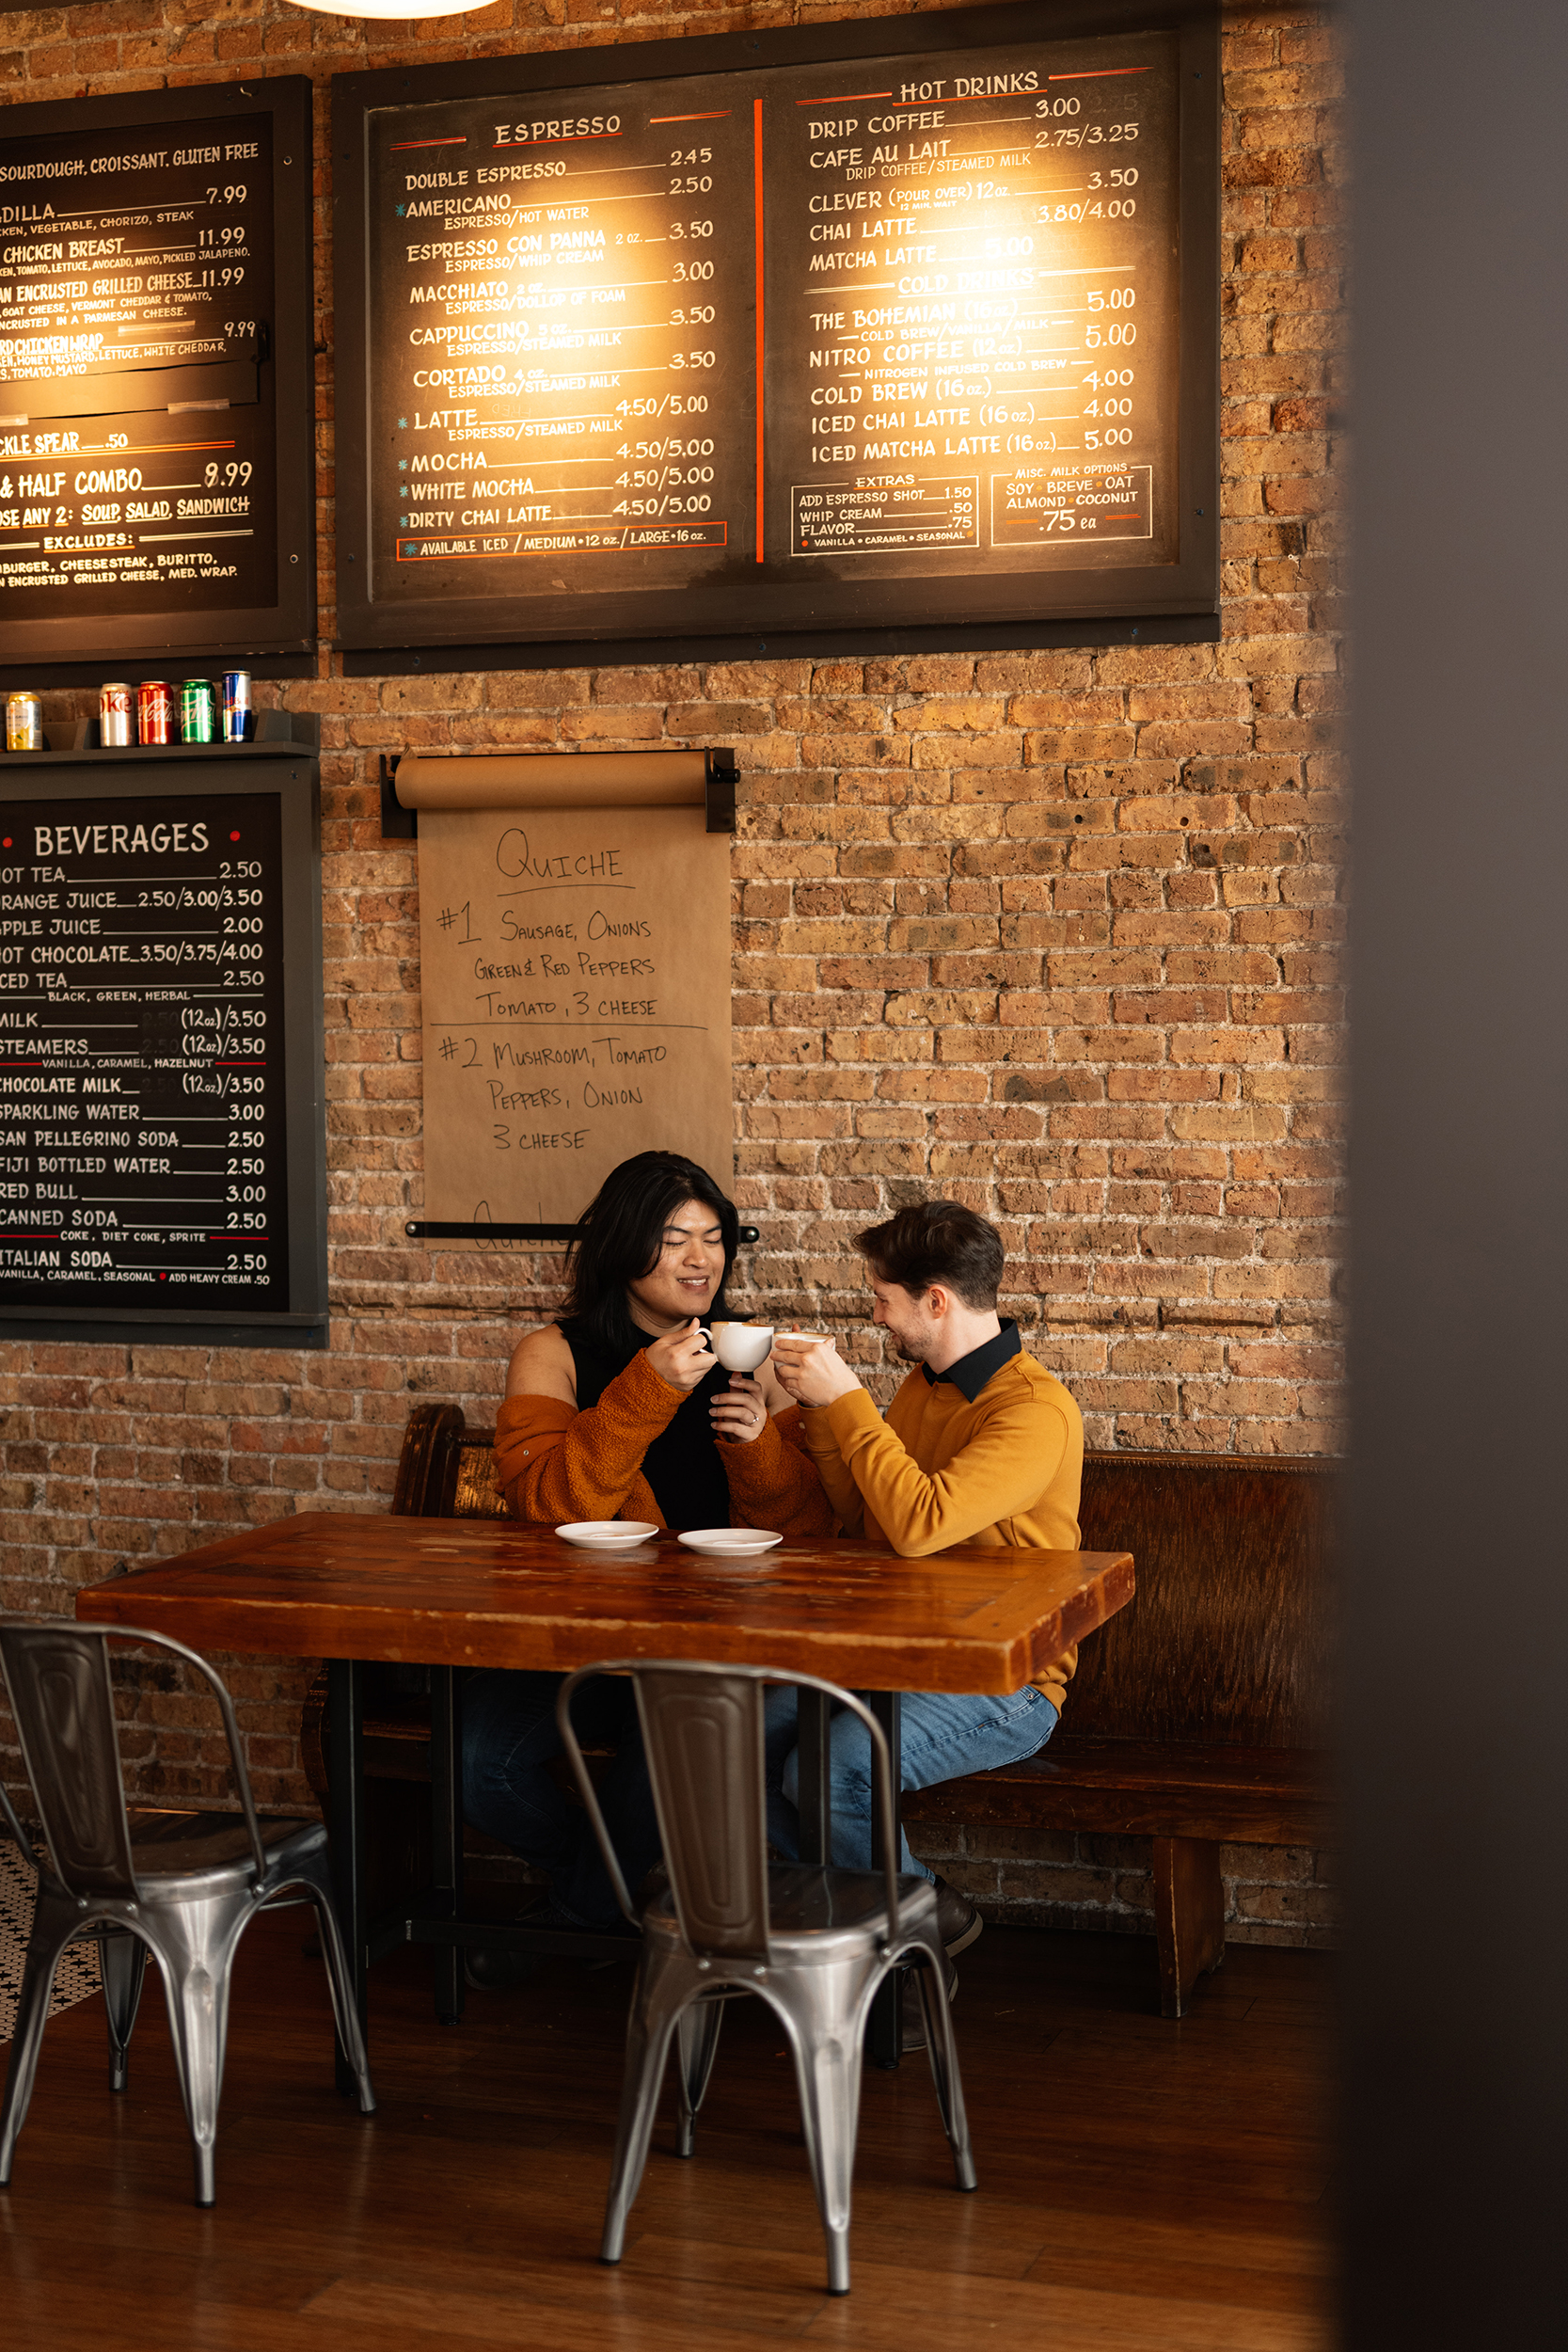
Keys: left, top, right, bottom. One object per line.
{"left": 556, "top": 1313, "right": 732, "bottom": 1531}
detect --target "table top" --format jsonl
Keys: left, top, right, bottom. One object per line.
{"left": 74, "top": 1515, "right": 1135, "bottom": 1694}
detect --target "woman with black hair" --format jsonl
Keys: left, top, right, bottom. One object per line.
{"left": 461, "top": 1152, "right": 831, "bottom": 1963}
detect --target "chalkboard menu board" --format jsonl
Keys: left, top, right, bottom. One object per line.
{"left": 333, "top": 0, "right": 1217, "bottom": 659}
{"left": 0, "top": 79, "right": 315, "bottom": 676}
{"left": 0, "top": 749, "right": 326, "bottom": 1346}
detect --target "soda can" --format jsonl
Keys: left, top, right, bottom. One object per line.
{"left": 137, "top": 679, "right": 175, "bottom": 745}
{"left": 100, "top": 682, "right": 135, "bottom": 747}
{"left": 220, "top": 669, "right": 252, "bottom": 743}
{"left": 5, "top": 691, "right": 42, "bottom": 752}
{"left": 180, "top": 678, "right": 215, "bottom": 744}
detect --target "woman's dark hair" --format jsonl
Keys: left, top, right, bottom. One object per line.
{"left": 854, "top": 1199, "right": 1004, "bottom": 1311}
{"left": 562, "top": 1151, "right": 739, "bottom": 1352}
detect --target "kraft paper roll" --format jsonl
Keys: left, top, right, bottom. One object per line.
{"left": 394, "top": 751, "right": 707, "bottom": 810}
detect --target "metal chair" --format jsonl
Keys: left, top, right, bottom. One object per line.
{"left": 0, "top": 1617, "right": 375, "bottom": 2206}
{"left": 557, "top": 1660, "right": 976, "bottom": 2296}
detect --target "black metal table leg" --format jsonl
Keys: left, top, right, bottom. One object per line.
{"left": 326, "top": 1657, "right": 368, "bottom": 2094}
{"left": 796, "top": 1686, "right": 832, "bottom": 1866}
{"left": 431, "top": 1665, "right": 467, "bottom": 2026}
{"left": 867, "top": 1689, "right": 902, "bottom": 2070}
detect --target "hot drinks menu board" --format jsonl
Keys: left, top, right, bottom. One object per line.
{"left": 0, "top": 79, "right": 315, "bottom": 674}
{"left": 333, "top": 1, "right": 1217, "bottom": 655}
{"left": 0, "top": 760, "right": 327, "bottom": 1343}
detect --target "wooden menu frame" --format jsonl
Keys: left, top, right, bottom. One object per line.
{"left": 0, "top": 77, "right": 316, "bottom": 685}
{"left": 332, "top": 0, "right": 1219, "bottom": 667}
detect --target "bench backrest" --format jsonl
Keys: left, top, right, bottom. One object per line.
{"left": 390, "top": 1406, "right": 1337, "bottom": 1751}
{"left": 1076, "top": 1451, "right": 1336, "bottom": 1749}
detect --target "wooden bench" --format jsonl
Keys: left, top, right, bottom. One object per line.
{"left": 904, "top": 1448, "right": 1334, "bottom": 2015}
{"left": 305, "top": 1406, "right": 1334, "bottom": 2015}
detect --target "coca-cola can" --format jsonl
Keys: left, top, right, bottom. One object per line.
{"left": 220, "top": 669, "right": 252, "bottom": 743}
{"left": 137, "top": 679, "right": 174, "bottom": 745}
{"left": 100, "top": 682, "right": 135, "bottom": 747}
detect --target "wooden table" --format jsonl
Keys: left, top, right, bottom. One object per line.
{"left": 77, "top": 1515, "right": 1134, "bottom": 2071}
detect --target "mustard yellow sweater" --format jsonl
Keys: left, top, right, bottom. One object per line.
{"left": 799, "top": 1350, "right": 1084, "bottom": 1710}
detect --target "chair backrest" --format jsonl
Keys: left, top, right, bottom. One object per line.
{"left": 556, "top": 1660, "right": 900, "bottom": 1964}
{"left": 0, "top": 1618, "right": 269, "bottom": 1900}
{"left": 391, "top": 1402, "right": 506, "bottom": 1520}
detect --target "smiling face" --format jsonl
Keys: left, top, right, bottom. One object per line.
{"left": 625, "top": 1196, "right": 728, "bottom": 1334}
{"left": 869, "top": 1274, "right": 942, "bottom": 1363}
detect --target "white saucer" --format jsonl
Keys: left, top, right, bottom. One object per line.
{"left": 677, "top": 1529, "right": 784, "bottom": 1556}
{"left": 555, "top": 1521, "right": 660, "bottom": 1549}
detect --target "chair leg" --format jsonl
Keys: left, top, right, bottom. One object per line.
{"left": 0, "top": 1891, "right": 77, "bottom": 2186}
{"left": 673, "top": 1994, "right": 725, "bottom": 2158}
{"left": 293, "top": 1864, "right": 376, "bottom": 2116}
{"left": 600, "top": 1944, "right": 691, "bottom": 2266}
{"left": 98, "top": 1928, "right": 148, "bottom": 2094}
{"left": 906, "top": 1932, "right": 977, "bottom": 2192}
{"left": 773, "top": 1957, "right": 871, "bottom": 2296}
{"left": 1151, "top": 1836, "right": 1226, "bottom": 2019}
{"left": 148, "top": 1916, "right": 241, "bottom": 2208}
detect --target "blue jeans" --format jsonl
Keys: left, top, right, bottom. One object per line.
{"left": 460, "top": 1668, "right": 662, "bottom": 1929}
{"left": 764, "top": 1684, "right": 1060, "bottom": 1881}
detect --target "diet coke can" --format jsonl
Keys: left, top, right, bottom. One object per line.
{"left": 220, "top": 669, "right": 252, "bottom": 743}
{"left": 137, "top": 679, "right": 174, "bottom": 745}
{"left": 100, "top": 682, "right": 135, "bottom": 747}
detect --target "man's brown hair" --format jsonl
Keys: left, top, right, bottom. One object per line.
{"left": 853, "top": 1200, "right": 1005, "bottom": 1311}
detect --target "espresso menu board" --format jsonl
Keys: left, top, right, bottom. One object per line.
{"left": 0, "top": 762, "right": 326, "bottom": 1343}
{"left": 334, "top": 2, "right": 1217, "bottom": 654}
{"left": 0, "top": 79, "right": 314, "bottom": 672}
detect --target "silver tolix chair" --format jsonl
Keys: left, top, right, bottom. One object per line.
{"left": 556, "top": 1659, "right": 977, "bottom": 2296}
{"left": 0, "top": 1617, "right": 375, "bottom": 2206}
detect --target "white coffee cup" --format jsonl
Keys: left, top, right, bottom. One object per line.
{"left": 710, "top": 1322, "right": 774, "bottom": 1373}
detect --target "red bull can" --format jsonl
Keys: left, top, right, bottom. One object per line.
{"left": 180, "top": 678, "right": 215, "bottom": 744}
{"left": 220, "top": 669, "right": 252, "bottom": 743}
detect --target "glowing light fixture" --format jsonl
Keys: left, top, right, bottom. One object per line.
{"left": 287, "top": 0, "right": 479, "bottom": 18}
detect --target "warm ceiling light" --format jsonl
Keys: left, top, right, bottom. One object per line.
{"left": 287, "top": 0, "right": 481, "bottom": 16}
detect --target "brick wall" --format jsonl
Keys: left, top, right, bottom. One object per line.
{"left": 0, "top": 0, "right": 1344, "bottom": 1950}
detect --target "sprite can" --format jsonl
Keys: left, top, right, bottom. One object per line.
{"left": 180, "top": 678, "right": 215, "bottom": 743}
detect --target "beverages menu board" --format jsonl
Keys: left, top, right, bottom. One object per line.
{"left": 0, "top": 775, "right": 318, "bottom": 1334}
{"left": 770, "top": 39, "right": 1176, "bottom": 575}
{"left": 337, "top": 6, "right": 1216, "bottom": 650}
{"left": 0, "top": 80, "right": 314, "bottom": 668}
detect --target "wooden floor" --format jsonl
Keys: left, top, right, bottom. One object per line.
{"left": 0, "top": 1908, "right": 1335, "bottom": 2349}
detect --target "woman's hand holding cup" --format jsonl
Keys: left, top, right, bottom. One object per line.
{"left": 709, "top": 1373, "right": 768, "bottom": 1444}
{"left": 646, "top": 1318, "right": 718, "bottom": 1392}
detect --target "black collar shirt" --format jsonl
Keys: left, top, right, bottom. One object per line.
{"left": 921, "top": 1317, "right": 1022, "bottom": 1403}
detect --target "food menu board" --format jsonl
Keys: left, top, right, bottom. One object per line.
{"left": 0, "top": 80, "right": 314, "bottom": 672}
{"left": 0, "top": 761, "right": 326, "bottom": 1343}
{"left": 334, "top": 3, "right": 1217, "bottom": 654}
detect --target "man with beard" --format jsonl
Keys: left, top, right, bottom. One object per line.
{"left": 769, "top": 1199, "right": 1083, "bottom": 2047}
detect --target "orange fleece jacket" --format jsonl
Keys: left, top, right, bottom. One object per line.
{"left": 495, "top": 1344, "right": 834, "bottom": 1536}
{"left": 798, "top": 1349, "right": 1084, "bottom": 1710}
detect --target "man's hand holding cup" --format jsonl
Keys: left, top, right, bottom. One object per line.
{"left": 771, "top": 1327, "right": 860, "bottom": 1408}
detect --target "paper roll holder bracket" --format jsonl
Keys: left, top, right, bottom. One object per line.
{"left": 378, "top": 747, "right": 738, "bottom": 839}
